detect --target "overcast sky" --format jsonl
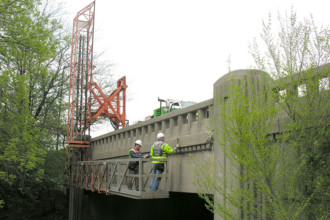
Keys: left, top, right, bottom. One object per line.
{"left": 60, "top": 0, "right": 329, "bottom": 136}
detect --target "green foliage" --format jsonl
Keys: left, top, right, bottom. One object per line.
{"left": 44, "top": 149, "right": 67, "bottom": 190}
{"left": 250, "top": 9, "right": 330, "bottom": 219}
{"left": 0, "top": 1, "right": 69, "bottom": 218}
{"left": 194, "top": 9, "right": 329, "bottom": 220}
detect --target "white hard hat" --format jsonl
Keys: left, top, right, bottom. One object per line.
{"left": 135, "top": 140, "right": 142, "bottom": 146}
{"left": 157, "top": 132, "right": 165, "bottom": 139}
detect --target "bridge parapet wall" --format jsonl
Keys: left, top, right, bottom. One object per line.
{"left": 91, "top": 99, "right": 213, "bottom": 160}
{"left": 71, "top": 65, "right": 329, "bottom": 220}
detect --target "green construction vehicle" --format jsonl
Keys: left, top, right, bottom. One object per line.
{"left": 153, "top": 98, "right": 196, "bottom": 118}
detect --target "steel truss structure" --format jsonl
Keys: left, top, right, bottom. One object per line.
{"left": 67, "top": 1, "right": 127, "bottom": 148}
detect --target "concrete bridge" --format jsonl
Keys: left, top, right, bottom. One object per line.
{"left": 69, "top": 96, "right": 215, "bottom": 219}
{"left": 68, "top": 64, "right": 330, "bottom": 220}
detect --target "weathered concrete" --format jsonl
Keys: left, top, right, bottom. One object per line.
{"left": 91, "top": 98, "right": 213, "bottom": 193}
{"left": 212, "top": 69, "right": 269, "bottom": 220}
{"left": 70, "top": 64, "right": 330, "bottom": 220}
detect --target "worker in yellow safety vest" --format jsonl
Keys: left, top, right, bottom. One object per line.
{"left": 149, "top": 132, "right": 177, "bottom": 192}
{"left": 128, "top": 140, "right": 149, "bottom": 191}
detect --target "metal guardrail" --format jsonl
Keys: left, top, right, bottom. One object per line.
{"left": 70, "top": 158, "right": 169, "bottom": 199}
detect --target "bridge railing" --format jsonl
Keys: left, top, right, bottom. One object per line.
{"left": 69, "top": 158, "right": 170, "bottom": 199}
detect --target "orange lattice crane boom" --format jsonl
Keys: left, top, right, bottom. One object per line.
{"left": 67, "top": 1, "right": 127, "bottom": 148}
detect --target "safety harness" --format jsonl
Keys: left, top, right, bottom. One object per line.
{"left": 153, "top": 141, "right": 165, "bottom": 156}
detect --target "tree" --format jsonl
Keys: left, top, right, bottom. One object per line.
{"left": 250, "top": 9, "right": 330, "bottom": 219}
{"left": 0, "top": 0, "right": 64, "bottom": 215}
{"left": 193, "top": 9, "right": 329, "bottom": 219}
{"left": 0, "top": 1, "right": 117, "bottom": 217}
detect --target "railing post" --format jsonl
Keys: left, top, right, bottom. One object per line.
{"left": 116, "top": 162, "right": 120, "bottom": 187}
{"left": 91, "top": 164, "right": 94, "bottom": 191}
{"left": 165, "top": 159, "right": 168, "bottom": 191}
{"left": 105, "top": 162, "right": 109, "bottom": 194}
{"left": 138, "top": 158, "right": 142, "bottom": 193}
{"left": 97, "top": 164, "right": 101, "bottom": 192}
{"left": 81, "top": 164, "right": 84, "bottom": 188}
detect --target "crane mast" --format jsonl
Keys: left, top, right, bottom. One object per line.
{"left": 67, "top": 1, "right": 127, "bottom": 149}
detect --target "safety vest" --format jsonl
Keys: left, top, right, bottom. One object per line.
{"left": 151, "top": 141, "right": 167, "bottom": 164}
{"left": 128, "top": 148, "right": 141, "bottom": 158}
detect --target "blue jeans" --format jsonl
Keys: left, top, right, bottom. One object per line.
{"left": 150, "top": 164, "right": 164, "bottom": 192}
